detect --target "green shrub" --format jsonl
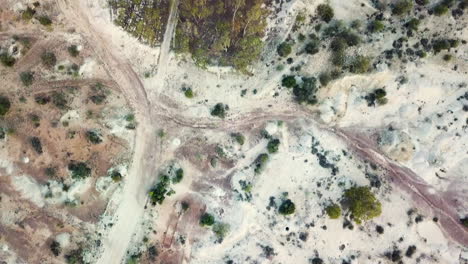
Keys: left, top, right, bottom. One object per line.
{"left": 68, "top": 162, "right": 91, "bottom": 179}
{"left": 37, "top": 15, "right": 52, "bottom": 26}
{"left": 35, "top": 94, "right": 50, "bottom": 105}
{"left": 173, "top": 168, "right": 184, "bottom": 183}
{"left": 326, "top": 203, "right": 341, "bottom": 219}
{"left": 30, "top": 137, "right": 43, "bottom": 154}
{"left": 368, "top": 20, "right": 385, "bottom": 33}
{"left": 317, "top": 4, "right": 334, "bottom": 23}
{"left": 184, "top": 88, "right": 194, "bottom": 98}
{"left": 277, "top": 42, "right": 292, "bottom": 57}
{"left": 433, "top": 4, "right": 449, "bottom": 15}
{"left": 231, "top": 133, "right": 245, "bottom": 145}
{"left": 278, "top": 199, "right": 295, "bottom": 215}
{"left": 52, "top": 92, "right": 68, "bottom": 109}
{"left": 443, "top": 54, "right": 452, "bottom": 61}
{"left": 349, "top": 56, "right": 372, "bottom": 74}
{"left": 41, "top": 51, "right": 57, "bottom": 67}
{"left": 254, "top": 153, "right": 269, "bottom": 174}
{"left": 85, "top": 130, "right": 102, "bottom": 144}
{"left": 110, "top": 170, "right": 122, "bottom": 182}
{"left": 432, "top": 39, "right": 451, "bottom": 53}
{"left": 281, "top": 75, "right": 296, "bottom": 88}
{"left": 0, "top": 53, "right": 16, "bottom": 67}
{"left": 406, "top": 18, "right": 420, "bottom": 31}
{"left": 20, "top": 71, "right": 34, "bottom": 86}
{"left": 330, "top": 38, "right": 347, "bottom": 53}
{"left": 392, "top": 0, "right": 413, "bottom": 15}
{"left": 461, "top": 217, "right": 468, "bottom": 228}
{"left": 22, "top": 7, "right": 36, "bottom": 20}
{"left": 67, "top": 45, "right": 79, "bottom": 57}
{"left": 344, "top": 186, "right": 382, "bottom": 224}
{"left": 267, "top": 138, "right": 280, "bottom": 153}
{"left": 149, "top": 175, "right": 171, "bottom": 204}
{"left": 211, "top": 103, "right": 227, "bottom": 119}
{"left": 415, "top": 0, "right": 429, "bottom": 5}
{"left": 319, "top": 72, "right": 332, "bottom": 86}
{"left": 0, "top": 96, "right": 11, "bottom": 116}
{"left": 200, "top": 213, "right": 215, "bottom": 226}
{"left": 305, "top": 40, "right": 320, "bottom": 55}
{"left": 213, "top": 222, "right": 230, "bottom": 241}
{"left": 293, "top": 77, "right": 318, "bottom": 104}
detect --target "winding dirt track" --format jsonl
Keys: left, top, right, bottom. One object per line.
{"left": 55, "top": 0, "right": 467, "bottom": 263}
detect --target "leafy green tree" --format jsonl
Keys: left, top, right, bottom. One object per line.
{"left": 200, "top": 213, "right": 215, "bottom": 226}
{"left": 267, "top": 138, "right": 280, "bottom": 153}
{"left": 349, "top": 56, "right": 372, "bottom": 74}
{"left": 68, "top": 45, "right": 79, "bottom": 57}
{"left": 368, "top": 20, "right": 385, "bottom": 33}
{"left": 277, "top": 42, "right": 292, "bottom": 57}
{"left": 86, "top": 131, "right": 102, "bottom": 144}
{"left": 281, "top": 75, "right": 296, "bottom": 88}
{"left": 0, "top": 96, "right": 11, "bottom": 116}
{"left": 344, "top": 186, "right": 382, "bottom": 224}
{"left": 278, "top": 199, "right": 295, "bottom": 215}
{"left": 316, "top": 4, "right": 334, "bottom": 22}
{"left": 37, "top": 15, "right": 52, "bottom": 26}
{"left": 406, "top": 18, "right": 420, "bottom": 31}
{"left": 293, "top": 77, "right": 318, "bottom": 104}
{"left": 433, "top": 4, "right": 449, "bottom": 16}
{"left": 254, "top": 153, "right": 269, "bottom": 174}
{"left": 149, "top": 175, "right": 171, "bottom": 204}
{"left": 68, "top": 162, "right": 91, "bottom": 179}
{"left": 0, "top": 53, "right": 16, "bottom": 67}
{"left": 392, "top": 0, "right": 413, "bottom": 15}
{"left": 325, "top": 203, "right": 341, "bottom": 219}
{"left": 319, "top": 72, "right": 332, "bottom": 86}
{"left": 173, "top": 168, "right": 184, "bottom": 183}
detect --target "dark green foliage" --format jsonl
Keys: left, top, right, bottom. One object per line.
{"left": 344, "top": 186, "right": 382, "bottom": 224}
{"left": 319, "top": 72, "right": 332, "bottom": 86}
{"left": 374, "top": 88, "right": 386, "bottom": 99}
{"left": 231, "top": 132, "right": 245, "bottom": 145}
{"left": 392, "top": 0, "right": 413, "bottom": 15}
{"left": 340, "top": 31, "right": 361, "bottom": 47}
{"left": 50, "top": 240, "right": 61, "bottom": 256}
{"left": 316, "top": 4, "right": 334, "bottom": 22}
{"left": 405, "top": 245, "right": 417, "bottom": 258}
{"left": 415, "top": 0, "right": 429, "bottom": 5}
{"left": 330, "top": 37, "right": 347, "bottom": 53}
{"left": 349, "top": 56, "right": 372, "bottom": 74}
{"left": 22, "top": 7, "right": 36, "bottom": 20}
{"left": 86, "top": 130, "right": 102, "bottom": 144}
{"left": 305, "top": 40, "right": 320, "bottom": 55}
{"left": 0, "top": 96, "right": 11, "bottom": 116}
{"left": 0, "top": 53, "right": 16, "bottom": 67}
{"left": 281, "top": 75, "right": 296, "bottom": 88}
{"left": 173, "top": 168, "right": 184, "bottom": 183}
{"left": 267, "top": 138, "right": 280, "bottom": 153}
{"left": 278, "top": 199, "right": 295, "bottom": 215}
{"left": 368, "top": 20, "right": 385, "bottom": 33}
{"left": 406, "top": 18, "right": 420, "bottom": 31}
{"left": 211, "top": 103, "right": 227, "bottom": 119}
{"left": 277, "top": 42, "right": 292, "bottom": 57}
{"left": 326, "top": 203, "right": 341, "bottom": 219}
{"left": 184, "top": 88, "right": 194, "bottom": 98}
{"left": 35, "top": 94, "right": 50, "bottom": 105}
{"left": 89, "top": 83, "right": 108, "bottom": 104}
{"left": 68, "top": 45, "right": 79, "bottom": 57}
{"left": 20, "top": 71, "right": 34, "bottom": 86}
{"left": 68, "top": 162, "right": 91, "bottom": 179}
{"left": 149, "top": 174, "right": 171, "bottom": 204}
{"left": 293, "top": 77, "right": 318, "bottom": 104}
{"left": 45, "top": 167, "right": 56, "bottom": 177}
{"left": 30, "top": 137, "right": 43, "bottom": 154}
{"left": 443, "top": 54, "right": 452, "bottom": 61}
{"left": 41, "top": 51, "right": 57, "bottom": 68}
{"left": 65, "top": 249, "right": 83, "bottom": 264}
{"left": 433, "top": 4, "right": 449, "bottom": 15}
{"left": 110, "top": 170, "right": 122, "bottom": 182}
{"left": 52, "top": 92, "right": 68, "bottom": 110}
{"left": 432, "top": 39, "right": 452, "bottom": 53}
{"left": 461, "top": 217, "right": 468, "bottom": 228}
{"left": 37, "top": 15, "right": 52, "bottom": 26}
{"left": 200, "top": 213, "right": 215, "bottom": 226}
{"left": 254, "top": 153, "right": 269, "bottom": 174}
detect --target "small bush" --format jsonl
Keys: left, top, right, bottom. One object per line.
{"left": 149, "top": 175, "right": 171, "bottom": 204}
{"left": 50, "top": 240, "right": 61, "bottom": 256}
{"left": 173, "top": 168, "right": 184, "bottom": 183}
{"left": 278, "top": 199, "right": 295, "bottom": 215}
{"left": 443, "top": 54, "right": 452, "bottom": 61}
{"left": 432, "top": 39, "right": 451, "bottom": 53}
{"left": 433, "top": 4, "right": 449, "bottom": 15}
{"left": 330, "top": 38, "right": 347, "bottom": 53}
{"left": 317, "top": 4, "right": 334, "bottom": 23}
{"left": 200, "top": 213, "right": 215, "bottom": 226}
{"left": 349, "top": 55, "right": 372, "bottom": 74}
{"left": 184, "top": 88, "right": 194, "bottom": 98}
{"left": 281, "top": 75, "right": 296, "bottom": 88}
{"left": 406, "top": 18, "right": 420, "bottom": 31}
{"left": 110, "top": 170, "right": 122, "bottom": 182}
{"left": 319, "top": 72, "right": 332, "bottom": 86}
{"left": 0, "top": 96, "right": 11, "bottom": 116}
{"left": 305, "top": 41, "right": 320, "bottom": 55}
{"left": 405, "top": 245, "right": 417, "bottom": 258}
{"left": 277, "top": 42, "right": 292, "bottom": 57}
{"left": 86, "top": 130, "right": 102, "bottom": 144}
{"left": 20, "top": 71, "right": 34, "bottom": 86}
{"left": 254, "top": 153, "right": 269, "bottom": 174}
{"left": 368, "top": 20, "right": 385, "bottom": 33}
{"left": 231, "top": 133, "right": 245, "bottom": 145}
{"left": 41, "top": 51, "right": 57, "bottom": 68}
{"left": 52, "top": 92, "right": 68, "bottom": 109}
{"left": 68, "top": 162, "right": 91, "bottom": 179}
{"left": 68, "top": 45, "right": 79, "bottom": 57}
{"left": 213, "top": 222, "right": 230, "bottom": 241}
{"left": 0, "top": 53, "right": 16, "bottom": 67}
{"left": 293, "top": 77, "right": 318, "bottom": 104}
{"left": 325, "top": 204, "right": 341, "bottom": 219}
{"left": 211, "top": 103, "right": 227, "bottom": 119}
{"left": 45, "top": 167, "right": 56, "bottom": 177}
{"left": 22, "top": 7, "right": 36, "bottom": 20}
{"left": 37, "top": 15, "right": 52, "bottom": 26}
{"left": 392, "top": 0, "right": 413, "bottom": 15}
{"left": 30, "top": 137, "right": 43, "bottom": 154}
{"left": 267, "top": 138, "right": 280, "bottom": 153}
{"left": 460, "top": 217, "right": 468, "bottom": 228}
{"left": 344, "top": 186, "right": 382, "bottom": 224}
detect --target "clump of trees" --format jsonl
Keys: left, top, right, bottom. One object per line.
{"left": 325, "top": 203, "right": 341, "bottom": 219}
{"left": 0, "top": 96, "right": 11, "bottom": 116}
{"left": 278, "top": 199, "right": 295, "bottom": 215}
{"left": 68, "top": 45, "right": 79, "bottom": 57}
{"left": 174, "top": 0, "right": 269, "bottom": 72}
{"left": 0, "top": 52, "right": 16, "bottom": 67}
{"left": 344, "top": 186, "right": 382, "bottom": 224}
{"left": 149, "top": 174, "right": 172, "bottom": 205}
{"left": 68, "top": 161, "right": 91, "bottom": 179}
{"left": 50, "top": 240, "right": 61, "bottom": 256}
{"left": 461, "top": 216, "right": 468, "bottom": 228}
{"left": 211, "top": 103, "right": 228, "bottom": 119}
{"left": 173, "top": 168, "right": 184, "bottom": 184}
{"left": 293, "top": 77, "right": 318, "bottom": 105}
{"left": 110, "top": 170, "right": 122, "bottom": 182}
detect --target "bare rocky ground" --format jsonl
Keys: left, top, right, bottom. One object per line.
{"left": 1, "top": 0, "right": 467, "bottom": 264}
